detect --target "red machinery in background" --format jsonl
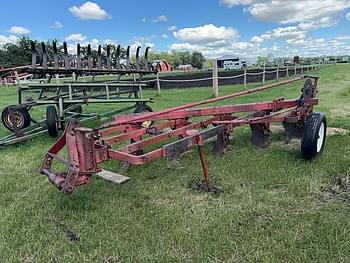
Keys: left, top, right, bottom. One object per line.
{"left": 40, "top": 76, "right": 327, "bottom": 195}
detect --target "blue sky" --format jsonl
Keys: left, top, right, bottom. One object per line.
{"left": 1, "top": 0, "right": 350, "bottom": 58}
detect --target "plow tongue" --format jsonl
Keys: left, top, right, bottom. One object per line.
{"left": 40, "top": 119, "right": 96, "bottom": 195}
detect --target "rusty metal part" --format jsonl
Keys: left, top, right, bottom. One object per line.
{"left": 39, "top": 77, "right": 323, "bottom": 195}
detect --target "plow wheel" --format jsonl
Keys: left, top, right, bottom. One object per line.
{"left": 134, "top": 104, "right": 153, "bottom": 128}
{"left": 301, "top": 112, "right": 327, "bottom": 159}
{"left": 46, "top": 106, "right": 58, "bottom": 138}
{"left": 130, "top": 104, "right": 154, "bottom": 155}
{"left": 1, "top": 106, "right": 31, "bottom": 131}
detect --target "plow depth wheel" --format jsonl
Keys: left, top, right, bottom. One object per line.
{"left": 301, "top": 112, "right": 327, "bottom": 159}
{"left": 1, "top": 106, "right": 31, "bottom": 131}
{"left": 46, "top": 106, "right": 58, "bottom": 138}
{"left": 134, "top": 104, "right": 153, "bottom": 128}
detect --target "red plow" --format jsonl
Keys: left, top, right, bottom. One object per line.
{"left": 40, "top": 76, "right": 327, "bottom": 195}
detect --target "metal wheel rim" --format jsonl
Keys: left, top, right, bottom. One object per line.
{"left": 141, "top": 120, "right": 152, "bottom": 128}
{"left": 6, "top": 111, "right": 24, "bottom": 128}
{"left": 317, "top": 122, "right": 325, "bottom": 152}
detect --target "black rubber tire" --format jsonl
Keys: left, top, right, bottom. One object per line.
{"left": 1, "top": 106, "right": 31, "bottom": 131}
{"left": 134, "top": 104, "right": 154, "bottom": 128}
{"left": 46, "top": 106, "right": 58, "bottom": 138}
{"left": 301, "top": 112, "right": 327, "bottom": 160}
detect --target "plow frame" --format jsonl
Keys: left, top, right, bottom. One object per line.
{"left": 40, "top": 76, "right": 321, "bottom": 195}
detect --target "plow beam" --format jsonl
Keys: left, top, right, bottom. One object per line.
{"left": 114, "top": 76, "right": 305, "bottom": 125}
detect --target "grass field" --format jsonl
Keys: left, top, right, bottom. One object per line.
{"left": 0, "top": 64, "right": 350, "bottom": 262}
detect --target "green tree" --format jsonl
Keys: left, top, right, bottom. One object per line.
{"left": 190, "top": 51, "right": 206, "bottom": 69}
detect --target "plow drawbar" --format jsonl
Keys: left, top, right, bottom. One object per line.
{"left": 40, "top": 76, "right": 327, "bottom": 195}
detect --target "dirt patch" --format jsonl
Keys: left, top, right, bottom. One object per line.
{"left": 102, "top": 256, "right": 120, "bottom": 263}
{"left": 271, "top": 139, "right": 300, "bottom": 150}
{"left": 187, "top": 177, "right": 221, "bottom": 194}
{"left": 327, "top": 127, "right": 348, "bottom": 136}
{"left": 50, "top": 217, "right": 80, "bottom": 243}
{"left": 321, "top": 175, "right": 350, "bottom": 204}
{"left": 20, "top": 256, "right": 34, "bottom": 263}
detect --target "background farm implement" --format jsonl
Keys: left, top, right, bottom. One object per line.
{"left": 40, "top": 76, "right": 327, "bottom": 195}
{"left": 0, "top": 41, "right": 157, "bottom": 147}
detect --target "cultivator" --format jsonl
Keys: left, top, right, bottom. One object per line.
{"left": 28, "top": 41, "right": 155, "bottom": 80}
{"left": 40, "top": 76, "right": 327, "bottom": 195}
{"left": 0, "top": 41, "right": 157, "bottom": 146}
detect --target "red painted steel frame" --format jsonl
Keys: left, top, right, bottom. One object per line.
{"left": 40, "top": 76, "right": 319, "bottom": 195}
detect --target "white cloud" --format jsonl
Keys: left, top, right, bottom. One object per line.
{"left": 171, "top": 24, "right": 260, "bottom": 59}
{"left": 158, "top": 15, "right": 168, "bottom": 22}
{"left": 51, "top": 21, "right": 63, "bottom": 29}
{"left": 8, "top": 26, "right": 31, "bottom": 35}
{"left": 65, "top": 33, "right": 87, "bottom": 42}
{"left": 251, "top": 26, "right": 306, "bottom": 44}
{"left": 168, "top": 25, "right": 177, "bottom": 31}
{"left": 346, "top": 12, "right": 350, "bottom": 20}
{"left": 265, "top": 26, "right": 306, "bottom": 39}
{"left": 298, "top": 17, "right": 337, "bottom": 30}
{"left": 173, "top": 24, "right": 239, "bottom": 45}
{"left": 221, "top": 0, "right": 350, "bottom": 24}
{"left": 284, "top": 35, "right": 350, "bottom": 56}
{"left": 220, "top": 0, "right": 254, "bottom": 7}
{"left": 141, "top": 17, "right": 147, "bottom": 23}
{"left": 250, "top": 35, "right": 264, "bottom": 43}
{"left": 0, "top": 35, "right": 18, "bottom": 45}
{"left": 152, "top": 15, "right": 168, "bottom": 23}
{"left": 161, "top": 34, "right": 169, "bottom": 39}
{"left": 69, "top": 1, "right": 111, "bottom": 20}
{"left": 170, "top": 41, "right": 259, "bottom": 59}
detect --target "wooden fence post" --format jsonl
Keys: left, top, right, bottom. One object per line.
{"left": 244, "top": 68, "right": 247, "bottom": 89}
{"left": 212, "top": 59, "right": 219, "bottom": 97}
{"left": 156, "top": 72, "right": 161, "bottom": 95}
{"left": 276, "top": 64, "right": 279, "bottom": 82}
{"left": 262, "top": 63, "right": 266, "bottom": 85}
{"left": 4, "top": 78, "right": 8, "bottom": 89}
{"left": 286, "top": 66, "right": 289, "bottom": 77}
{"left": 294, "top": 65, "right": 297, "bottom": 76}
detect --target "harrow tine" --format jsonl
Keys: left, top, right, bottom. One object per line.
{"left": 135, "top": 46, "right": 141, "bottom": 71}
{"left": 126, "top": 46, "right": 131, "bottom": 71}
{"left": 97, "top": 45, "right": 102, "bottom": 70}
{"left": 144, "top": 47, "right": 150, "bottom": 71}
{"left": 41, "top": 42, "right": 48, "bottom": 69}
{"left": 63, "top": 42, "right": 70, "bottom": 69}
{"left": 76, "top": 43, "right": 81, "bottom": 70}
{"left": 106, "top": 45, "right": 111, "bottom": 70}
{"left": 30, "top": 41, "right": 37, "bottom": 69}
{"left": 116, "top": 45, "right": 121, "bottom": 70}
{"left": 87, "top": 44, "right": 92, "bottom": 70}
{"left": 53, "top": 41, "right": 59, "bottom": 69}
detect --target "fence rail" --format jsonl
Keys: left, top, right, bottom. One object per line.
{"left": 117, "top": 63, "right": 326, "bottom": 96}
{"left": 1, "top": 64, "right": 327, "bottom": 98}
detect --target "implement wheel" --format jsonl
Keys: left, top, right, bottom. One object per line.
{"left": 1, "top": 106, "right": 31, "bottom": 131}
{"left": 301, "top": 112, "right": 327, "bottom": 159}
{"left": 46, "top": 106, "right": 58, "bottom": 138}
{"left": 134, "top": 104, "right": 153, "bottom": 128}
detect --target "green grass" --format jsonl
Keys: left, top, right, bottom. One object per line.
{"left": 1, "top": 64, "right": 350, "bottom": 262}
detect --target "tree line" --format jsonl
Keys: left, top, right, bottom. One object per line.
{"left": 0, "top": 37, "right": 206, "bottom": 69}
